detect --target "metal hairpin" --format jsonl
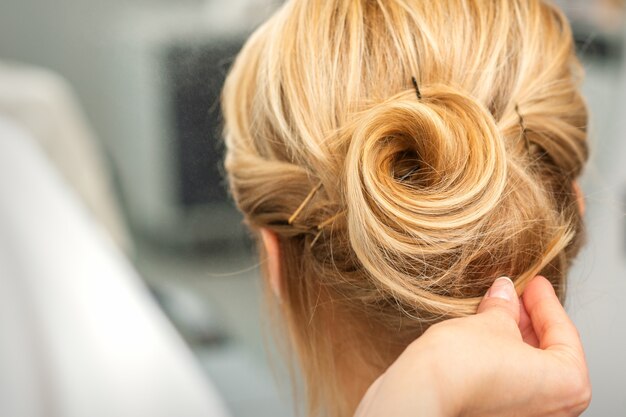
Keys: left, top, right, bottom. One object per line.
{"left": 287, "top": 180, "right": 347, "bottom": 248}
{"left": 411, "top": 76, "right": 422, "bottom": 100}
{"left": 515, "top": 104, "right": 532, "bottom": 153}
{"left": 288, "top": 180, "right": 322, "bottom": 225}
{"left": 309, "top": 209, "right": 347, "bottom": 248}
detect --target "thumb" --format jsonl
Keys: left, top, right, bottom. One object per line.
{"left": 476, "top": 276, "right": 521, "bottom": 325}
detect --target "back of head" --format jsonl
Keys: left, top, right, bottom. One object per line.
{"left": 221, "top": 0, "right": 589, "bottom": 415}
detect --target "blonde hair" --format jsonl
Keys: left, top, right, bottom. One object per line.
{"left": 221, "top": 0, "right": 589, "bottom": 415}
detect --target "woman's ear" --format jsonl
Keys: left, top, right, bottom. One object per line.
{"left": 572, "top": 181, "right": 585, "bottom": 217}
{"left": 260, "top": 228, "right": 283, "bottom": 301}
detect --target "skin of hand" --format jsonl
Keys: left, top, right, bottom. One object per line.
{"left": 353, "top": 275, "right": 591, "bottom": 417}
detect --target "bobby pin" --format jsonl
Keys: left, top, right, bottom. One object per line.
{"left": 309, "top": 209, "right": 348, "bottom": 248}
{"left": 288, "top": 180, "right": 323, "bottom": 225}
{"left": 411, "top": 76, "right": 422, "bottom": 100}
{"left": 309, "top": 229, "right": 323, "bottom": 248}
{"left": 316, "top": 209, "right": 347, "bottom": 230}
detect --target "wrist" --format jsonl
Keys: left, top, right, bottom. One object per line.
{"left": 403, "top": 342, "right": 463, "bottom": 417}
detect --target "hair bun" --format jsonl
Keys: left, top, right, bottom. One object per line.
{"left": 343, "top": 85, "right": 509, "bottom": 315}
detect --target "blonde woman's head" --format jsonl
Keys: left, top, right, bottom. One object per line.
{"left": 221, "top": 0, "right": 589, "bottom": 415}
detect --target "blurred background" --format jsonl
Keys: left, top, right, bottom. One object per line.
{"left": 0, "top": 0, "right": 624, "bottom": 416}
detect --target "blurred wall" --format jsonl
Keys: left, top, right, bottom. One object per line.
{"left": 0, "top": 0, "right": 203, "bottom": 155}
{"left": 0, "top": 0, "right": 279, "bottom": 244}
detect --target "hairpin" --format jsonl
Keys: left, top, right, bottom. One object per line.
{"left": 309, "top": 209, "right": 347, "bottom": 249}
{"left": 287, "top": 180, "right": 348, "bottom": 248}
{"left": 515, "top": 104, "right": 532, "bottom": 153}
{"left": 288, "top": 180, "right": 323, "bottom": 225}
{"left": 316, "top": 209, "right": 347, "bottom": 230}
{"left": 411, "top": 76, "right": 422, "bottom": 100}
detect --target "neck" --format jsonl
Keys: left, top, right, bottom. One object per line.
{"left": 329, "top": 326, "right": 409, "bottom": 416}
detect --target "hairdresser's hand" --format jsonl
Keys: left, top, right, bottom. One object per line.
{"left": 354, "top": 275, "right": 591, "bottom": 417}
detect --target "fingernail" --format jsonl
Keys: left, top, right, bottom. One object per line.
{"left": 487, "top": 276, "right": 516, "bottom": 301}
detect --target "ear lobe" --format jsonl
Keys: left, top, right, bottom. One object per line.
{"left": 260, "top": 228, "right": 283, "bottom": 301}
{"left": 572, "top": 181, "right": 585, "bottom": 217}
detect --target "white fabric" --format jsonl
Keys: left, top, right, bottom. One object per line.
{"left": 0, "top": 62, "right": 131, "bottom": 252}
{"left": 0, "top": 117, "right": 230, "bottom": 417}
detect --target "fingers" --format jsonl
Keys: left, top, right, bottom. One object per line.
{"left": 519, "top": 298, "right": 540, "bottom": 347}
{"left": 522, "top": 276, "right": 591, "bottom": 413}
{"left": 522, "top": 275, "right": 583, "bottom": 354}
{"left": 477, "top": 276, "right": 521, "bottom": 325}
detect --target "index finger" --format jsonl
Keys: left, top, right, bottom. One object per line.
{"left": 522, "top": 275, "right": 583, "bottom": 355}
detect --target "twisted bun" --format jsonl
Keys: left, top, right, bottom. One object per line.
{"left": 343, "top": 85, "right": 573, "bottom": 317}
